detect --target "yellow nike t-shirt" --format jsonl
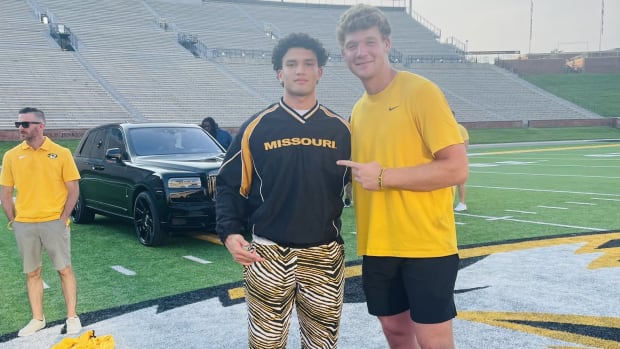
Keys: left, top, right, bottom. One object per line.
{"left": 351, "top": 71, "right": 462, "bottom": 258}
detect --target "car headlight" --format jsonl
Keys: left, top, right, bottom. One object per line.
{"left": 168, "top": 177, "right": 201, "bottom": 189}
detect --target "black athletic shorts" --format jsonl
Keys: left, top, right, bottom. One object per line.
{"left": 362, "top": 254, "right": 459, "bottom": 324}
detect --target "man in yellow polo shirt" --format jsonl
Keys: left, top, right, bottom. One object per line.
{"left": 0, "top": 107, "right": 82, "bottom": 337}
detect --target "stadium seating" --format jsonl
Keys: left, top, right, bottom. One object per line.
{"left": 0, "top": 0, "right": 131, "bottom": 129}
{"left": 0, "top": 0, "right": 603, "bottom": 131}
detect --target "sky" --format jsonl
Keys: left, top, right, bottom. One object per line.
{"left": 276, "top": 0, "right": 620, "bottom": 54}
{"left": 413, "top": 0, "right": 620, "bottom": 54}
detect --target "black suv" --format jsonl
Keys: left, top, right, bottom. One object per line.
{"left": 72, "top": 123, "right": 225, "bottom": 246}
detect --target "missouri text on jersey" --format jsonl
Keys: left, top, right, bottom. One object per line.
{"left": 264, "top": 137, "right": 337, "bottom": 150}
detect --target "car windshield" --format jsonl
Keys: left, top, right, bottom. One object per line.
{"left": 128, "top": 127, "right": 223, "bottom": 156}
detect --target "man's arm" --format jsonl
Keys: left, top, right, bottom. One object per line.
{"left": 216, "top": 121, "right": 264, "bottom": 265}
{"left": 337, "top": 143, "right": 468, "bottom": 192}
{"left": 0, "top": 185, "right": 15, "bottom": 223}
{"left": 60, "top": 180, "right": 79, "bottom": 224}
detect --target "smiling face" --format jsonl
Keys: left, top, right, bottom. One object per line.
{"left": 277, "top": 47, "right": 323, "bottom": 100}
{"left": 341, "top": 26, "right": 391, "bottom": 83}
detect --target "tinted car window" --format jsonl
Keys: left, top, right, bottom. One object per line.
{"left": 79, "top": 129, "right": 106, "bottom": 158}
{"left": 106, "top": 127, "right": 125, "bottom": 151}
{"left": 128, "top": 127, "right": 222, "bottom": 156}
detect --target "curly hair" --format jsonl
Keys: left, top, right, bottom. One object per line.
{"left": 336, "top": 4, "right": 391, "bottom": 48}
{"left": 271, "top": 33, "right": 328, "bottom": 71}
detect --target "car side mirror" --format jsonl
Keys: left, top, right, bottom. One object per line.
{"left": 105, "top": 148, "right": 124, "bottom": 163}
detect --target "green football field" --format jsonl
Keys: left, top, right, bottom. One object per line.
{"left": 0, "top": 138, "right": 619, "bottom": 338}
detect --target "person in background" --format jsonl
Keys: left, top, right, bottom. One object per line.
{"left": 215, "top": 33, "right": 351, "bottom": 348}
{"left": 201, "top": 117, "right": 233, "bottom": 149}
{"left": 454, "top": 122, "right": 469, "bottom": 212}
{"left": 0, "top": 107, "right": 82, "bottom": 337}
{"left": 336, "top": 4, "right": 468, "bottom": 349}
{"left": 343, "top": 181, "right": 353, "bottom": 207}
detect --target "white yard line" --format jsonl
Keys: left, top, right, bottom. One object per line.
{"left": 591, "top": 197, "right": 620, "bottom": 202}
{"left": 505, "top": 210, "right": 537, "bottom": 214}
{"left": 537, "top": 205, "right": 568, "bottom": 210}
{"left": 111, "top": 265, "right": 136, "bottom": 276}
{"left": 468, "top": 185, "right": 620, "bottom": 197}
{"left": 565, "top": 202, "right": 596, "bottom": 206}
{"left": 183, "top": 255, "right": 212, "bottom": 264}
{"left": 485, "top": 216, "right": 514, "bottom": 221}
{"left": 469, "top": 171, "right": 620, "bottom": 179}
{"left": 455, "top": 212, "right": 605, "bottom": 231}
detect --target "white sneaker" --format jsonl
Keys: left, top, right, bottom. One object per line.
{"left": 18, "top": 318, "right": 46, "bottom": 337}
{"left": 62, "top": 316, "right": 82, "bottom": 335}
{"left": 454, "top": 203, "right": 467, "bottom": 212}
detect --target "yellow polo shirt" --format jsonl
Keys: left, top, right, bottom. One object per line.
{"left": 0, "top": 137, "right": 80, "bottom": 222}
{"left": 457, "top": 123, "right": 469, "bottom": 142}
{"left": 350, "top": 71, "right": 462, "bottom": 258}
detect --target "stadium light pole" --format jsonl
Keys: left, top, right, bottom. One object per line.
{"left": 528, "top": 0, "right": 533, "bottom": 54}
{"left": 599, "top": 0, "right": 604, "bottom": 52}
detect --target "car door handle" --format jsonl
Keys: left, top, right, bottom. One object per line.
{"left": 92, "top": 165, "right": 105, "bottom": 171}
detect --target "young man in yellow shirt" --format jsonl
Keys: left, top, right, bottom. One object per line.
{"left": 337, "top": 5, "right": 468, "bottom": 349}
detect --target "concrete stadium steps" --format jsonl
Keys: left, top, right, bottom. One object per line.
{"left": 146, "top": 0, "right": 276, "bottom": 51}
{"left": 35, "top": 0, "right": 265, "bottom": 126}
{"left": 0, "top": 0, "right": 605, "bottom": 132}
{"left": 0, "top": 0, "right": 57, "bottom": 49}
{"left": 36, "top": 0, "right": 177, "bottom": 52}
{"left": 223, "top": 1, "right": 343, "bottom": 53}
{"left": 78, "top": 50, "right": 266, "bottom": 126}
{"left": 383, "top": 10, "right": 460, "bottom": 57}
{"left": 0, "top": 0, "right": 131, "bottom": 127}
{"left": 153, "top": 1, "right": 458, "bottom": 57}
{"left": 0, "top": 53, "right": 130, "bottom": 128}
{"left": 406, "top": 63, "right": 601, "bottom": 122}
{"left": 213, "top": 61, "right": 363, "bottom": 118}
{"left": 315, "top": 64, "right": 365, "bottom": 118}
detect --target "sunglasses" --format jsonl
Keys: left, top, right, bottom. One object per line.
{"left": 14, "top": 121, "right": 42, "bottom": 129}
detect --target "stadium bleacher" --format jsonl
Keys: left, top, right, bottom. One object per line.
{"left": 0, "top": 0, "right": 131, "bottom": 129}
{"left": 0, "top": 0, "right": 603, "bottom": 132}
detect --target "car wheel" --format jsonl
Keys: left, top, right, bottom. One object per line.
{"left": 71, "top": 195, "right": 95, "bottom": 224}
{"left": 134, "top": 191, "right": 165, "bottom": 246}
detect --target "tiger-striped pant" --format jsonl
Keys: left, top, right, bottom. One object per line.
{"left": 243, "top": 240, "right": 345, "bottom": 349}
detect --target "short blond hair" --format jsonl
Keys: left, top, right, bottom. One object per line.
{"left": 336, "top": 4, "right": 391, "bottom": 48}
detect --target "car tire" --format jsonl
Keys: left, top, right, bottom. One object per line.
{"left": 71, "top": 195, "right": 95, "bottom": 224}
{"left": 134, "top": 191, "right": 165, "bottom": 246}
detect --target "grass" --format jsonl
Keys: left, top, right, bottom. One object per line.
{"left": 457, "top": 144, "right": 620, "bottom": 245}
{"left": 0, "top": 131, "right": 619, "bottom": 336}
{"left": 468, "top": 126, "right": 620, "bottom": 144}
{"left": 0, "top": 127, "right": 618, "bottom": 159}
{"left": 522, "top": 73, "right": 620, "bottom": 117}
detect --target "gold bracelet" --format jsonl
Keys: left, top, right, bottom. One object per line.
{"left": 378, "top": 168, "right": 385, "bottom": 189}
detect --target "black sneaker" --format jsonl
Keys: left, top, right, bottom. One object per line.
{"left": 344, "top": 198, "right": 352, "bottom": 208}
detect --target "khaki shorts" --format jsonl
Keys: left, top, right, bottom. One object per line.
{"left": 13, "top": 220, "right": 72, "bottom": 273}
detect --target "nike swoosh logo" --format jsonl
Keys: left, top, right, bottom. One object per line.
{"left": 388, "top": 105, "right": 400, "bottom": 111}
{"left": 18, "top": 155, "right": 27, "bottom": 159}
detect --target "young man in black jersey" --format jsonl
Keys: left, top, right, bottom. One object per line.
{"left": 216, "top": 33, "right": 351, "bottom": 349}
